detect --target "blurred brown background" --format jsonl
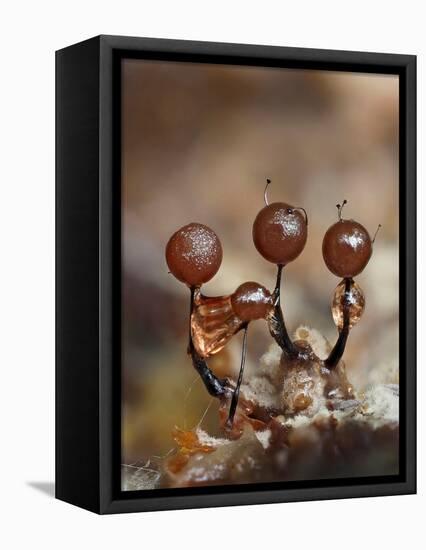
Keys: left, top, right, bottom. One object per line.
{"left": 121, "top": 59, "right": 399, "bottom": 474}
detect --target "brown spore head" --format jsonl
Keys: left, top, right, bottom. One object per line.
{"left": 252, "top": 202, "right": 308, "bottom": 265}
{"left": 165, "top": 223, "right": 223, "bottom": 286}
{"left": 231, "top": 281, "right": 273, "bottom": 322}
{"left": 322, "top": 219, "right": 372, "bottom": 278}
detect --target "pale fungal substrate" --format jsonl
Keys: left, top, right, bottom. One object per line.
{"left": 122, "top": 326, "right": 399, "bottom": 490}
{"left": 121, "top": 461, "right": 162, "bottom": 492}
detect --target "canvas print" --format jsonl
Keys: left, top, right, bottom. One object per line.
{"left": 121, "top": 59, "right": 399, "bottom": 491}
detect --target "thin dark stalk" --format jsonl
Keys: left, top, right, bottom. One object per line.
{"left": 267, "top": 264, "right": 297, "bottom": 356}
{"left": 275, "top": 263, "right": 283, "bottom": 296}
{"left": 188, "top": 286, "right": 195, "bottom": 352}
{"left": 226, "top": 323, "right": 249, "bottom": 428}
{"left": 325, "top": 278, "right": 351, "bottom": 369}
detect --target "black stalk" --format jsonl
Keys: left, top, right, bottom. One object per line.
{"left": 226, "top": 323, "right": 249, "bottom": 428}
{"left": 324, "top": 277, "right": 352, "bottom": 369}
{"left": 267, "top": 264, "right": 297, "bottom": 356}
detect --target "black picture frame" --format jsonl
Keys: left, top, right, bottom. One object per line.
{"left": 56, "top": 35, "right": 416, "bottom": 514}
